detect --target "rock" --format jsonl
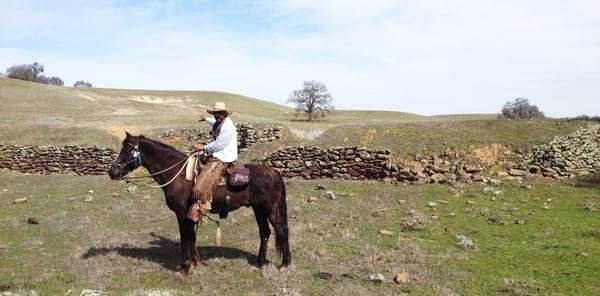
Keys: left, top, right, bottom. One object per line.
{"left": 79, "top": 290, "right": 107, "bottom": 296}
{"left": 472, "top": 175, "right": 486, "bottom": 182}
{"left": 464, "top": 165, "right": 482, "bottom": 173}
{"left": 325, "top": 191, "right": 337, "bottom": 200}
{"left": 127, "top": 289, "right": 179, "bottom": 296}
{"left": 483, "top": 187, "right": 494, "bottom": 193}
{"left": 2, "top": 188, "right": 8, "bottom": 192}
{"left": 398, "top": 199, "right": 406, "bottom": 205}
{"left": 111, "top": 192, "right": 120, "bottom": 198}
{"left": 508, "top": 169, "right": 527, "bottom": 176}
{"left": 488, "top": 179, "right": 502, "bottom": 186}
{"left": 431, "top": 173, "right": 448, "bottom": 183}
{"left": 307, "top": 196, "right": 318, "bottom": 203}
{"left": 84, "top": 196, "right": 94, "bottom": 202}
{"left": 0, "top": 290, "right": 40, "bottom": 296}
{"left": 368, "top": 273, "right": 385, "bottom": 283}
{"left": 27, "top": 218, "right": 39, "bottom": 225}
{"left": 316, "top": 272, "right": 333, "bottom": 280}
{"left": 142, "top": 195, "right": 152, "bottom": 199}
{"left": 13, "top": 198, "right": 28, "bottom": 204}
{"left": 316, "top": 184, "right": 326, "bottom": 190}
{"left": 515, "top": 219, "right": 526, "bottom": 225}
{"left": 393, "top": 272, "right": 409, "bottom": 285}
{"left": 379, "top": 229, "right": 393, "bottom": 236}
{"left": 427, "top": 202, "right": 437, "bottom": 208}
{"left": 455, "top": 235, "right": 477, "bottom": 251}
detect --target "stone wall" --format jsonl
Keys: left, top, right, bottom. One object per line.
{"left": 263, "top": 146, "right": 395, "bottom": 180}
{"left": 508, "top": 127, "right": 600, "bottom": 178}
{"left": 395, "top": 149, "right": 490, "bottom": 184}
{"left": 0, "top": 144, "right": 116, "bottom": 175}
{"left": 160, "top": 123, "right": 283, "bottom": 152}
{"left": 263, "top": 146, "right": 492, "bottom": 184}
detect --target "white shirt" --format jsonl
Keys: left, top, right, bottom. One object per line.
{"left": 204, "top": 117, "right": 238, "bottom": 163}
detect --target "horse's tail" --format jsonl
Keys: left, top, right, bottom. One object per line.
{"left": 275, "top": 170, "right": 290, "bottom": 260}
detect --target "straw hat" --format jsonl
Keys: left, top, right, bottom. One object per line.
{"left": 206, "top": 101, "right": 233, "bottom": 115}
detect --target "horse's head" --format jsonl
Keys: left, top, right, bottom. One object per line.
{"left": 108, "top": 132, "right": 143, "bottom": 180}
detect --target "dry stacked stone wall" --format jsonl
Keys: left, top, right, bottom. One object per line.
{"left": 508, "top": 127, "right": 600, "bottom": 178}
{"left": 263, "top": 146, "right": 490, "bottom": 183}
{"left": 0, "top": 144, "right": 116, "bottom": 175}
{"left": 395, "top": 149, "right": 489, "bottom": 184}
{"left": 263, "top": 146, "right": 395, "bottom": 180}
{"left": 161, "top": 123, "right": 283, "bottom": 152}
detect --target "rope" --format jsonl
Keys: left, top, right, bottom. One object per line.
{"left": 145, "top": 154, "right": 193, "bottom": 188}
{"left": 124, "top": 156, "right": 189, "bottom": 179}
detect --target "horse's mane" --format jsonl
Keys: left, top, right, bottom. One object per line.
{"left": 140, "top": 135, "right": 187, "bottom": 160}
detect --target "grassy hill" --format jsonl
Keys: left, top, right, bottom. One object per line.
{"left": 0, "top": 77, "right": 591, "bottom": 156}
{"left": 0, "top": 78, "right": 499, "bottom": 147}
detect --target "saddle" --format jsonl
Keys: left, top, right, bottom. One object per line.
{"left": 225, "top": 163, "right": 250, "bottom": 189}
{"left": 186, "top": 155, "right": 250, "bottom": 189}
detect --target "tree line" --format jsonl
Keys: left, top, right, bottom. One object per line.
{"left": 2, "top": 62, "right": 93, "bottom": 88}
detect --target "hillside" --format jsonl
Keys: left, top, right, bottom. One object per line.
{"left": 0, "top": 78, "right": 588, "bottom": 157}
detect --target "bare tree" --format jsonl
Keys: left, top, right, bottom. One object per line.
{"left": 48, "top": 76, "right": 64, "bottom": 86}
{"left": 5, "top": 62, "right": 64, "bottom": 86}
{"left": 287, "top": 80, "right": 334, "bottom": 121}
{"left": 499, "top": 98, "right": 545, "bottom": 119}
{"left": 74, "top": 80, "right": 93, "bottom": 88}
{"left": 6, "top": 62, "right": 44, "bottom": 82}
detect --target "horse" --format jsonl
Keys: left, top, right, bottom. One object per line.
{"left": 108, "top": 132, "right": 291, "bottom": 274}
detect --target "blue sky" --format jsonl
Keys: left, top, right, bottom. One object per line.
{"left": 1, "top": 0, "right": 599, "bottom": 116}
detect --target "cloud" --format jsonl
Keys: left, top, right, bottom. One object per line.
{"left": 1, "top": 0, "right": 599, "bottom": 116}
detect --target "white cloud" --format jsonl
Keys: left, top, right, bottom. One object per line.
{"left": 1, "top": 0, "right": 598, "bottom": 116}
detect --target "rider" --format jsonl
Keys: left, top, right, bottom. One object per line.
{"left": 187, "top": 102, "right": 238, "bottom": 223}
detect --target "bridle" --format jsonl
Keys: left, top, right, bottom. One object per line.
{"left": 112, "top": 139, "right": 197, "bottom": 188}
{"left": 112, "top": 142, "right": 141, "bottom": 170}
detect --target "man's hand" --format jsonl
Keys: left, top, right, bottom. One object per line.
{"left": 198, "top": 109, "right": 210, "bottom": 122}
{"left": 193, "top": 143, "right": 205, "bottom": 151}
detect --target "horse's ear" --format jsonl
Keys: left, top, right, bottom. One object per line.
{"left": 125, "top": 131, "right": 132, "bottom": 139}
{"left": 139, "top": 134, "right": 146, "bottom": 139}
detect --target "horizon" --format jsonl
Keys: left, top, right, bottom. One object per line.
{"left": 1, "top": 0, "right": 599, "bottom": 117}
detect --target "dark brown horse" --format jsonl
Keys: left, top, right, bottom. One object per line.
{"left": 108, "top": 132, "right": 290, "bottom": 274}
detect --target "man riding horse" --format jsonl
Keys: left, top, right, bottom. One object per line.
{"left": 187, "top": 101, "right": 237, "bottom": 223}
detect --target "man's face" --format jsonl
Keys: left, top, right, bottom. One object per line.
{"left": 214, "top": 111, "right": 226, "bottom": 121}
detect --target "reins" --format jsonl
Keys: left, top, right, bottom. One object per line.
{"left": 112, "top": 141, "right": 201, "bottom": 188}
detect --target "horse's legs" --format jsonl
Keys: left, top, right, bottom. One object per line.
{"left": 176, "top": 215, "right": 197, "bottom": 274}
{"left": 252, "top": 206, "right": 271, "bottom": 268}
{"left": 268, "top": 210, "right": 291, "bottom": 268}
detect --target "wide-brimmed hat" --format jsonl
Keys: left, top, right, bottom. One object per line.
{"left": 206, "top": 101, "right": 233, "bottom": 115}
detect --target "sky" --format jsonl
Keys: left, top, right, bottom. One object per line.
{"left": 1, "top": 0, "right": 598, "bottom": 116}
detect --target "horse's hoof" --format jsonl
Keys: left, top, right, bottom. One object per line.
{"left": 177, "top": 265, "right": 191, "bottom": 276}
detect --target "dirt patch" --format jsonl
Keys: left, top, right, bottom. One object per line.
{"left": 289, "top": 128, "right": 328, "bottom": 140}
{"left": 111, "top": 108, "right": 140, "bottom": 115}
{"left": 472, "top": 144, "right": 510, "bottom": 166}
{"left": 360, "top": 128, "right": 378, "bottom": 146}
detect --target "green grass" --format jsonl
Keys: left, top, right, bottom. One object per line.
{"left": 1, "top": 172, "right": 598, "bottom": 295}
{"left": 311, "top": 119, "right": 591, "bottom": 158}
